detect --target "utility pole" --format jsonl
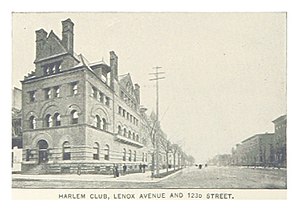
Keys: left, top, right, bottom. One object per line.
{"left": 149, "top": 66, "right": 165, "bottom": 176}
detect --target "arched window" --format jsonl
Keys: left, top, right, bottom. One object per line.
{"left": 118, "top": 125, "right": 122, "bottom": 135}
{"left": 95, "top": 115, "right": 101, "bottom": 128}
{"left": 53, "top": 113, "right": 61, "bottom": 126}
{"left": 102, "top": 118, "right": 107, "bottom": 131}
{"left": 29, "top": 116, "right": 36, "bottom": 129}
{"left": 128, "top": 150, "right": 132, "bottom": 161}
{"left": 93, "top": 142, "right": 100, "bottom": 160}
{"left": 45, "top": 114, "right": 52, "bottom": 127}
{"left": 134, "top": 150, "right": 136, "bottom": 162}
{"left": 62, "top": 141, "right": 71, "bottom": 160}
{"left": 71, "top": 110, "right": 78, "bottom": 124}
{"left": 128, "top": 130, "right": 131, "bottom": 139}
{"left": 123, "top": 148, "right": 126, "bottom": 161}
{"left": 104, "top": 144, "right": 109, "bottom": 160}
{"left": 132, "top": 132, "right": 135, "bottom": 140}
{"left": 123, "top": 128, "right": 127, "bottom": 137}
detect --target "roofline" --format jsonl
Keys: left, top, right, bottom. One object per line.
{"left": 241, "top": 133, "right": 274, "bottom": 143}
{"left": 272, "top": 114, "right": 287, "bottom": 123}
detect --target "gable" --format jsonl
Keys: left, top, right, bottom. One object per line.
{"left": 119, "top": 74, "right": 137, "bottom": 100}
{"left": 36, "top": 31, "right": 68, "bottom": 61}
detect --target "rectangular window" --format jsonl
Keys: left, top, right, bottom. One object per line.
{"left": 26, "top": 149, "right": 30, "bottom": 161}
{"left": 118, "top": 106, "right": 122, "bottom": 114}
{"left": 71, "top": 82, "right": 78, "bottom": 95}
{"left": 44, "top": 88, "right": 51, "bottom": 100}
{"left": 54, "top": 86, "right": 60, "bottom": 98}
{"left": 105, "top": 97, "right": 110, "bottom": 106}
{"left": 92, "top": 86, "right": 97, "bottom": 98}
{"left": 29, "top": 91, "right": 36, "bottom": 102}
{"left": 123, "top": 109, "right": 126, "bottom": 117}
{"left": 99, "top": 92, "right": 104, "bottom": 103}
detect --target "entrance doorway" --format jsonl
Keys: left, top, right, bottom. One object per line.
{"left": 37, "top": 140, "right": 49, "bottom": 164}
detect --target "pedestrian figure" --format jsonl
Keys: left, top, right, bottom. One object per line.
{"left": 142, "top": 164, "right": 146, "bottom": 173}
{"left": 123, "top": 164, "right": 127, "bottom": 175}
{"left": 77, "top": 164, "right": 81, "bottom": 175}
{"left": 115, "top": 165, "right": 119, "bottom": 177}
{"left": 199, "top": 164, "right": 202, "bottom": 169}
{"left": 139, "top": 163, "right": 142, "bottom": 173}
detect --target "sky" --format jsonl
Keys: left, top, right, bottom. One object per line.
{"left": 12, "top": 13, "right": 286, "bottom": 163}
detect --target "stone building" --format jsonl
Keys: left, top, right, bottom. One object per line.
{"left": 231, "top": 133, "right": 275, "bottom": 167}
{"left": 21, "top": 18, "right": 153, "bottom": 174}
{"left": 12, "top": 87, "right": 23, "bottom": 173}
{"left": 272, "top": 115, "right": 287, "bottom": 167}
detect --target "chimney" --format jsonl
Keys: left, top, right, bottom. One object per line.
{"left": 62, "top": 18, "right": 74, "bottom": 54}
{"left": 35, "top": 29, "right": 47, "bottom": 59}
{"left": 134, "top": 83, "right": 140, "bottom": 104}
{"left": 110, "top": 51, "right": 118, "bottom": 81}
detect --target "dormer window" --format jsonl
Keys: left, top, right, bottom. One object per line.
{"left": 43, "top": 62, "right": 61, "bottom": 76}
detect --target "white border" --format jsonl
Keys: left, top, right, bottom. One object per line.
{"left": 1, "top": 0, "right": 298, "bottom": 211}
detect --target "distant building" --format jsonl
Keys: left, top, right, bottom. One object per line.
{"left": 12, "top": 88, "right": 22, "bottom": 173}
{"left": 232, "top": 133, "right": 275, "bottom": 167}
{"left": 272, "top": 115, "right": 287, "bottom": 167}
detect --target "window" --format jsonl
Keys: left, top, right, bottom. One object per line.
{"left": 118, "top": 106, "right": 122, "bottom": 115}
{"left": 127, "top": 112, "right": 129, "bottom": 120}
{"left": 123, "top": 148, "right": 126, "bottom": 161}
{"left": 45, "top": 114, "right": 52, "bottom": 127}
{"left": 99, "top": 92, "right": 104, "bottom": 103}
{"left": 45, "top": 88, "right": 52, "bottom": 99}
{"left": 134, "top": 151, "right": 136, "bottom": 162}
{"left": 130, "top": 115, "right": 133, "bottom": 123}
{"left": 53, "top": 113, "right": 61, "bottom": 126}
{"left": 128, "top": 150, "right": 132, "bottom": 161}
{"left": 123, "top": 128, "right": 127, "bottom": 137}
{"left": 71, "top": 110, "right": 78, "bottom": 124}
{"left": 95, "top": 115, "right": 101, "bottom": 128}
{"left": 142, "top": 153, "right": 145, "bottom": 162}
{"left": 105, "top": 97, "right": 110, "bottom": 106}
{"left": 91, "top": 86, "right": 97, "bottom": 98}
{"left": 104, "top": 145, "right": 109, "bottom": 160}
{"left": 54, "top": 86, "right": 60, "bottom": 98}
{"left": 123, "top": 109, "right": 126, "bottom": 117}
{"left": 102, "top": 118, "right": 107, "bottom": 131}
{"left": 93, "top": 142, "right": 100, "bottom": 160}
{"left": 145, "top": 153, "right": 148, "bottom": 162}
{"left": 118, "top": 125, "right": 122, "bottom": 135}
{"left": 63, "top": 142, "right": 71, "bottom": 160}
{"left": 132, "top": 132, "right": 135, "bottom": 140}
{"left": 128, "top": 131, "right": 131, "bottom": 139}
{"left": 29, "top": 116, "right": 36, "bottom": 129}
{"left": 29, "top": 91, "right": 36, "bottom": 102}
{"left": 136, "top": 134, "right": 139, "bottom": 142}
{"left": 26, "top": 149, "right": 30, "bottom": 161}
{"left": 71, "top": 82, "right": 78, "bottom": 95}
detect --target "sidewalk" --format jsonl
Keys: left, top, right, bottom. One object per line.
{"left": 12, "top": 168, "right": 183, "bottom": 183}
